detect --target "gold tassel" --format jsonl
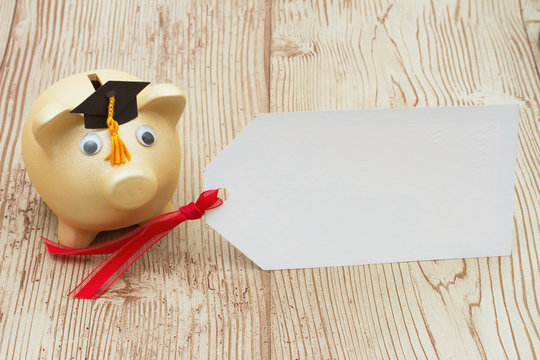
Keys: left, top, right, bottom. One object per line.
{"left": 104, "top": 96, "right": 131, "bottom": 165}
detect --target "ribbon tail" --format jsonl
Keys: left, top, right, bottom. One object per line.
{"left": 42, "top": 236, "right": 131, "bottom": 256}
{"left": 69, "top": 211, "right": 186, "bottom": 299}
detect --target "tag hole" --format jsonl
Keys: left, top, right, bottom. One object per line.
{"left": 218, "top": 188, "right": 229, "bottom": 201}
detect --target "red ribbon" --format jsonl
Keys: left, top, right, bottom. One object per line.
{"left": 42, "top": 189, "right": 223, "bottom": 299}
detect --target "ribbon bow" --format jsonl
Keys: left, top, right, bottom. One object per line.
{"left": 42, "top": 189, "right": 223, "bottom": 299}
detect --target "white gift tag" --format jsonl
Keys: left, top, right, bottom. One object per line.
{"left": 204, "top": 105, "right": 519, "bottom": 270}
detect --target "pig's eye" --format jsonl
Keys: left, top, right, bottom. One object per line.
{"left": 136, "top": 125, "right": 156, "bottom": 147}
{"left": 79, "top": 133, "right": 102, "bottom": 155}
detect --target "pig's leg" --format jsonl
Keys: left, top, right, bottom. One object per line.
{"left": 57, "top": 220, "right": 98, "bottom": 248}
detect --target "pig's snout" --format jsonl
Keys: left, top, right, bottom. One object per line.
{"left": 103, "top": 169, "right": 157, "bottom": 211}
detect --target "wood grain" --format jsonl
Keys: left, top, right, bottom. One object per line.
{"left": 0, "top": 0, "right": 538, "bottom": 359}
{"left": 0, "top": 1, "right": 16, "bottom": 66}
{"left": 0, "top": 0, "right": 270, "bottom": 359}
{"left": 523, "top": 0, "right": 540, "bottom": 70}
{"left": 269, "top": 0, "right": 540, "bottom": 359}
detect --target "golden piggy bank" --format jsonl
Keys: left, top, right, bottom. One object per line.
{"left": 22, "top": 70, "right": 186, "bottom": 248}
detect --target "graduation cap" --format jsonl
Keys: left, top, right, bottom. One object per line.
{"left": 72, "top": 79, "right": 150, "bottom": 165}
{"left": 72, "top": 80, "right": 149, "bottom": 129}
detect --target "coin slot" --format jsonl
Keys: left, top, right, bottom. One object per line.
{"left": 87, "top": 73, "right": 102, "bottom": 90}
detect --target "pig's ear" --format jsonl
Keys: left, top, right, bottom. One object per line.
{"left": 32, "top": 102, "right": 81, "bottom": 150}
{"left": 138, "top": 84, "right": 186, "bottom": 126}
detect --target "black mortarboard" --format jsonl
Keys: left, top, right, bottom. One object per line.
{"left": 72, "top": 80, "right": 150, "bottom": 129}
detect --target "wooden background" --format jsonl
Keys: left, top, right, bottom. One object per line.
{"left": 0, "top": 0, "right": 538, "bottom": 358}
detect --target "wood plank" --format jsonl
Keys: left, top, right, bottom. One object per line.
{"left": 0, "top": 0, "right": 16, "bottom": 65}
{"left": 270, "top": 0, "right": 540, "bottom": 358}
{"left": 0, "top": 0, "right": 270, "bottom": 359}
{"left": 523, "top": 0, "right": 540, "bottom": 70}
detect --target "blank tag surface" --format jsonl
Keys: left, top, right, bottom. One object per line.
{"left": 204, "top": 105, "right": 519, "bottom": 270}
